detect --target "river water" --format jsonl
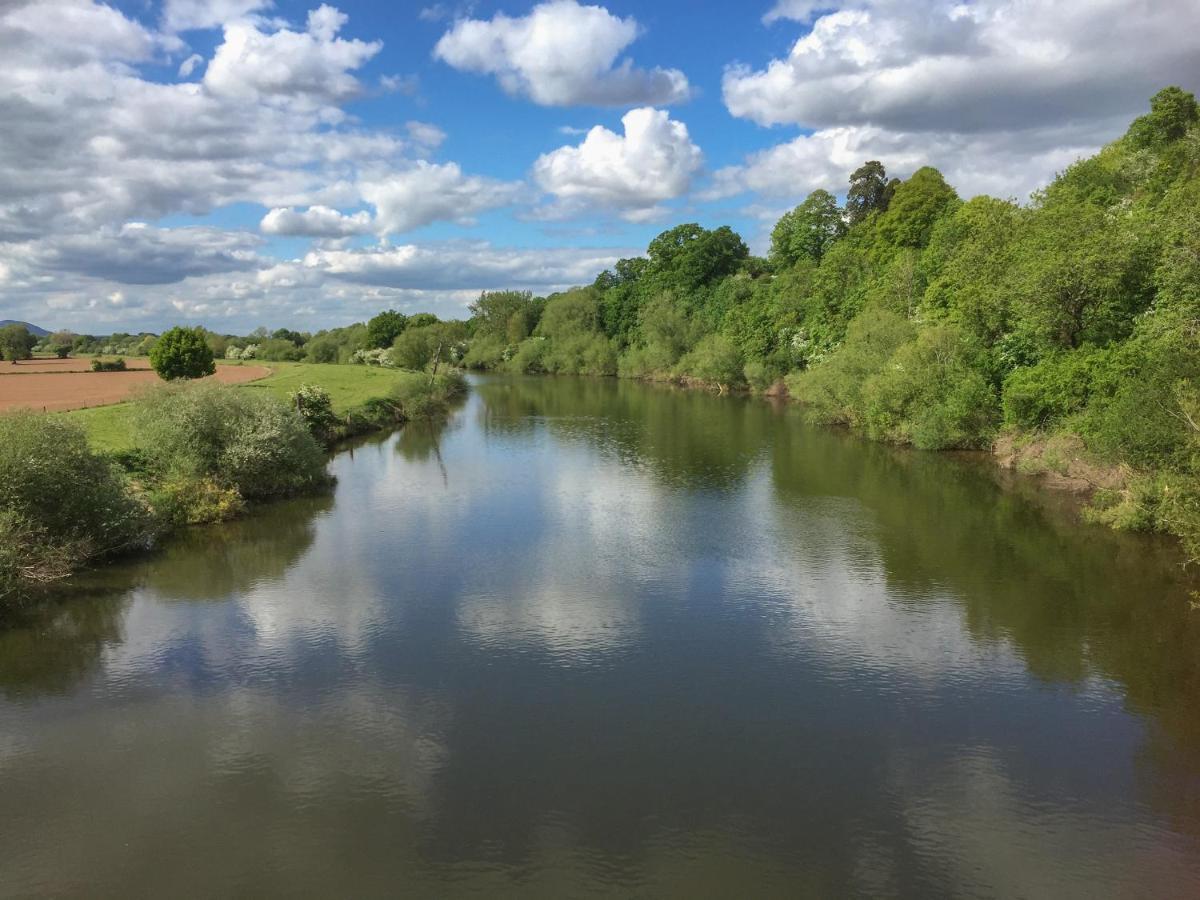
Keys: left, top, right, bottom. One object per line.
{"left": 2, "top": 375, "right": 1200, "bottom": 897}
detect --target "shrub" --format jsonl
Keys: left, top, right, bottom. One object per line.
{"left": 677, "top": 334, "right": 744, "bottom": 389}
{"left": 131, "top": 382, "right": 330, "bottom": 500}
{"left": 861, "top": 326, "right": 999, "bottom": 449}
{"left": 90, "top": 357, "right": 127, "bottom": 372}
{"left": 618, "top": 343, "right": 676, "bottom": 380}
{"left": 0, "top": 412, "right": 151, "bottom": 605}
{"left": 788, "top": 307, "right": 916, "bottom": 426}
{"left": 149, "top": 326, "right": 216, "bottom": 380}
{"left": 291, "top": 384, "right": 339, "bottom": 445}
{"left": 255, "top": 337, "right": 305, "bottom": 362}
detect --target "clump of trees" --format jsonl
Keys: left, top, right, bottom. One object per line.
{"left": 0, "top": 413, "right": 154, "bottom": 606}
{"left": 454, "top": 87, "right": 1200, "bottom": 563}
{"left": 0, "top": 324, "right": 37, "bottom": 363}
{"left": 150, "top": 326, "right": 216, "bottom": 380}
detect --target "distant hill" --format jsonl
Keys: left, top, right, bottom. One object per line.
{"left": 0, "top": 320, "right": 49, "bottom": 337}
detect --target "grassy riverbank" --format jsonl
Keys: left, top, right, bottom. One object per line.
{"left": 2, "top": 364, "right": 466, "bottom": 611}
{"left": 66, "top": 362, "right": 412, "bottom": 451}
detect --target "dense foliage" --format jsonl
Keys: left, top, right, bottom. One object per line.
{"left": 0, "top": 413, "right": 152, "bottom": 606}
{"left": 0, "top": 324, "right": 37, "bottom": 363}
{"left": 149, "top": 326, "right": 216, "bottom": 380}
{"left": 453, "top": 88, "right": 1200, "bottom": 562}
{"left": 131, "top": 382, "right": 329, "bottom": 501}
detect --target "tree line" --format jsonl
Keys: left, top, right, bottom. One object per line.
{"left": 457, "top": 87, "right": 1200, "bottom": 562}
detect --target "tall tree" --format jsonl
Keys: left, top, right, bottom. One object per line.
{"left": 846, "top": 160, "right": 891, "bottom": 225}
{"left": 770, "top": 189, "right": 846, "bottom": 266}
{"left": 365, "top": 310, "right": 408, "bottom": 349}
{"left": 0, "top": 325, "right": 36, "bottom": 363}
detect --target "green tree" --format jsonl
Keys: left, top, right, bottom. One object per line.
{"left": 877, "top": 167, "right": 959, "bottom": 249}
{"left": 366, "top": 309, "right": 408, "bottom": 349}
{"left": 770, "top": 189, "right": 846, "bottom": 266}
{"left": 149, "top": 326, "right": 216, "bottom": 380}
{"left": 468, "top": 290, "right": 539, "bottom": 341}
{"left": 0, "top": 325, "right": 36, "bottom": 364}
{"left": 846, "top": 160, "right": 891, "bottom": 225}
{"left": 647, "top": 224, "right": 749, "bottom": 293}
{"left": 1128, "top": 86, "right": 1199, "bottom": 149}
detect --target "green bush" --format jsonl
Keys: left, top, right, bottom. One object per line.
{"left": 862, "top": 326, "right": 999, "bottom": 448}
{"left": 90, "top": 357, "right": 127, "bottom": 372}
{"left": 617, "top": 343, "right": 676, "bottom": 380}
{"left": 677, "top": 334, "right": 744, "bottom": 389}
{"left": 131, "top": 382, "right": 330, "bottom": 500}
{"left": 149, "top": 326, "right": 216, "bottom": 380}
{"left": 788, "top": 307, "right": 916, "bottom": 425}
{"left": 0, "top": 412, "right": 151, "bottom": 605}
{"left": 291, "top": 384, "right": 339, "bottom": 446}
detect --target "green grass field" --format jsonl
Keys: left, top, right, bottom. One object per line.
{"left": 64, "top": 363, "right": 410, "bottom": 452}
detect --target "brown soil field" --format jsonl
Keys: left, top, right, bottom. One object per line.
{"left": 0, "top": 365, "right": 272, "bottom": 412}
{"left": 0, "top": 357, "right": 154, "bottom": 374}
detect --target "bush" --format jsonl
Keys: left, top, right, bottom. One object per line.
{"left": 90, "top": 357, "right": 127, "bottom": 372}
{"left": 0, "top": 412, "right": 151, "bottom": 605}
{"left": 861, "top": 326, "right": 999, "bottom": 448}
{"left": 291, "top": 384, "right": 339, "bottom": 445}
{"left": 131, "top": 382, "right": 330, "bottom": 500}
{"left": 677, "top": 334, "right": 744, "bottom": 389}
{"left": 391, "top": 372, "right": 466, "bottom": 419}
{"left": 255, "top": 337, "right": 305, "bottom": 362}
{"left": 149, "top": 326, "right": 216, "bottom": 380}
{"left": 788, "top": 308, "right": 916, "bottom": 425}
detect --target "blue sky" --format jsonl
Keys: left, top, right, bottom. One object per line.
{"left": 2, "top": 0, "right": 1197, "bottom": 333}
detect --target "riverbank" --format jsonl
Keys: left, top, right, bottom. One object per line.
{"left": 1, "top": 366, "right": 467, "bottom": 611}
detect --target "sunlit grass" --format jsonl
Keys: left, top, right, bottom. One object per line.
{"left": 62, "top": 362, "right": 413, "bottom": 452}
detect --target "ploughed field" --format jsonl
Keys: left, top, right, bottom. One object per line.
{"left": 0, "top": 360, "right": 271, "bottom": 412}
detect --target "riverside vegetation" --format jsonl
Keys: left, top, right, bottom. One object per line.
{"left": 455, "top": 88, "right": 1200, "bottom": 571}
{"left": 3, "top": 87, "right": 1198, "bottom": 602}
{"left": 0, "top": 327, "right": 466, "bottom": 610}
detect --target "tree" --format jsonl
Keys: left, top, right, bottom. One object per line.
{"left": 846, "top": 161, "right": 891, "bottom": 225}
{"left": 0, "top": 325, "right": 37, "bottom": 363}
{"left": 1128, "top": 86, "right": 1199, "bottom": 149}
{"left": 406, "top": 313, "right": 439, "bottom": 330}
{"left": 149, "top": 326, "right": 216, "bottom": 380}
{"left": 877, "top": 167, "right": 959, "bottom": 249}
{"left": 771, "top": 189, "right": 846, "bottom": 266}
{"left": 366, "top": 309, "right": 408, "bottom": 349}
{"left": 647, "top": 224, "right": 749, "bottom": 293}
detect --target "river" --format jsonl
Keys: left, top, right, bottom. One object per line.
{"left": 2, "top": 375, "right": 1199, "bottom": 897}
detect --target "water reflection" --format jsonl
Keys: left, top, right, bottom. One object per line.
{"left": 2, "top": 375, "right": 1199, "bottom": 897}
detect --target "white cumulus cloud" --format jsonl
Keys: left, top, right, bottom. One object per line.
{"left": 434, "top": 0, "right": 690, "bottom": 107}
{"left": 360, "top": 163, "right": 524, "bottom": 235}
{"left": 532, "top": 107, "right": 702, "bottom": 221}
{"left": 260, "top": 205, "right": 373, "bottom": 237}
{"left": 716, "top": 0, "right": 1200, "bottom": 203}
{"left": 203, "top": 4, "right": 382, "bottom": 107}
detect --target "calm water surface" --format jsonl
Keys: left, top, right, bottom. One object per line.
{"left": 3, "top": 375, "right": 1200, "bottom": 898}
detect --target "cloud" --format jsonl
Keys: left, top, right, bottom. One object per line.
{"left": 761, "top": 1, "right": 827, "bottom": 25}
{"left": 532, "top": 107, "right": 702, "bottom": 221}
{"left": 203, "top": 5, "right": 382, "bottom": 107}
{"left": 260, "top": 206, "right": 373, "bottom": 237}
{"left": 726, "top": 1, "right": 1200, "bottom": 133}
{"left": 302, "top": 241, "right": 627, "bottom": 291}
{"left": 717, "top": 0, "right": 1200, "bottom": 203}
{"left": 360, "top": 162, "right": 523, "bottom": 235}
{"left": 704, "top": 120, "right": 1108, "bottom": 202}
{"left": 177, "top": 53, "right": 205, "bottom": 77}
{"left": 0, "top": 2, "right": 406, "bottom": 241}
{"left": 162, "top": 0, "right": 273, "bottom": 33}
{"left": 404, "top": 120, "right": 447, "bottom": 151}
{"left": 12, "top": 223, "right": 264, "bottom": 286}
{"left": 434, "top": 0, "right": 690, "bottom": 107}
